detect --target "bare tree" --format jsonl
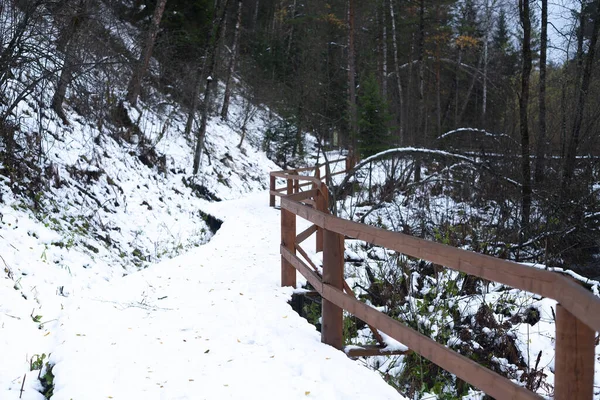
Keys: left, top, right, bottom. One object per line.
{"left": 347, "top": 0, "right": 357, "bottom": 158}
{"left": 518, "top": 0, "right": 532, "bottom": 230}
{"left": 414, "top": 0, "right": 425, "bottom": 183}
{"left": 388, "top": 0, "right": 404, "bottom": 144}
{"left": 126, "top": 0, "right": 167, "bottom": 107}
{"left": 561, "top": 0, "right": 600, "bottom": 191}
{"left": 534, "top": 0, "right": 547, "bottom": 184}
{"left": 51, "top": 0, "right": 90, "bottom": 122}
{"left": 193, "top": 0, "right": 231, "bottom": 174}
{"left": 220, "top": 0, "right": 243, "bottom": 121}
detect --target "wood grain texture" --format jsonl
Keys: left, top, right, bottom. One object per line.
{"left": 296, "top": 224, "right": 318, "bottom": 245}
{"left": 280, "top": 209, "right": 296, "bottom": 288}
{"left": 554, "top": 304, "right": 595, "bottom": 400}
{"left": 321, "top": 229, "right": 344, "bottom": 350}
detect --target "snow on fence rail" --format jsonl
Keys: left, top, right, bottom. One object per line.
{"left": 269, "top": 157, "right": 600, "bottom": 400}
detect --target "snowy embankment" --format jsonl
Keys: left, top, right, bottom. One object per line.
{"left": 0, "top": 69, "right": 402, "bottom": 397}
{"left": 0, "top": 88, "right": 278, "bottom": 396}
{"left": 6, "top": 191, "right": 405, "bottom": 400}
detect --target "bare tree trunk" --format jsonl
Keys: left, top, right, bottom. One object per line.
{"left": 347, "top": 0, "right": 357, "bottom": 158}
{"left": 51, "top": 46, "right": 75, "bottom": 122}
{"left": 435, "top": 32, "right": 441, "bottom": 136}
{"left": 126, "top": 0, "right": 167, "bottom": 107}
{"left": 221, "top": 0, "right": 243, "bottom": 120}
{"left": 51, "top": 0, "right": 88, "bottom": 122}
{"left": 454, "top": 47, "right": 461, "bottom": 126}
{"left": 457, "top": 52, "right": 483, "bottom": 123}
{"left": 561, "top": 0, "right": 600, "bottom": 190}
{"left": 253, "top": 0, "right": 260, "bottom": 29}
{"left": 407, "top": 33, "right": 415, "bottom": 140}
{"left": 518, "top": 0, "right": 532, "bottom": 230}
{"left": 388, "top": 0, "right": 404, "bottom": 144}
{"left": 193, "top": 0, "right": 230, "bottom": 174}
{"left": 286, "top": 0, "right": 297, "bottom": 54}
{"left": 185, "top": 67, "right": 202, "bottom": 136}
{"left": 414, "top": 0, "right": 425, "bottom": 183}
{"left": 186, "top": 0, "right": 223, "bottom": 136}
{"left": 559, "top": 67, "right": 568, "bottom": 159}
{"left": 381, "top": 2, "right": 387, "bottom": 99}
{"left": 481, "top": 0, "right": 493, "bottom": 125}
{"left": 534, "top": 0, "right": 547, "bottom": 184}
{"left": 237, "top": 99, "right": 256, "bottom": 148}
{"left": 52, "top": 0, "right": 88, "bottom": 123}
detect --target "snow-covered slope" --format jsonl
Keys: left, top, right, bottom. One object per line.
{"left": 0, "top": 86, "right": 289, "bottom": 397}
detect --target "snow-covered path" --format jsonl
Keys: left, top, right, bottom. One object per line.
{"left": 45, "top": 191, "right": 404, "bottom": 400}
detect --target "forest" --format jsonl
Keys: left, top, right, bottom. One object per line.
{"left": 3, "top": 0, "right": 599, "bottom": 271}
{"left": 1, "top": 0, "right": 600, "bottom": 398}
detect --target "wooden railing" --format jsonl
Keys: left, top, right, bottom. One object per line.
{"left": 270, "top": 158, "right": 600, "bottom": 400}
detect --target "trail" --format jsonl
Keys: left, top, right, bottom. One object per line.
{"left": 46, "top": 191, "right": 404, "bottom": 400}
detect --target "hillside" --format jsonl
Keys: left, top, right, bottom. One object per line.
{"left": 0, "top": 2, "right": 294, "bottom": 394}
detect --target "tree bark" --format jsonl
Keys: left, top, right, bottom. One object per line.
{"left": 51, "top": 0, "right": 88, "bottom": 122}
{"left": 220, "top": 0, "right": 243, "bottom": 120}
{"left": 561, "top": 0, "right": 600, "bottom": 190}
{"left": 347, "top": 0, "right": 357, "bottom": 158}
{"left": 454, "top": 47, "right": 461, "bottom": 126}
{"left": 126, "top": 0, "right": 167, "bottom": 107}
{"left": 186, "top": 0, "right": 223, "bottom": 136}
{"left": 481, "top": 0, "right": 493, "bottom": 125}
{"left": 388, "top": 0, "right": 404, "bottom": 145}
{"left": 380, "top": 2, "right": 387, "bottom": 99}
{"left": 193, "top": 0, "right": 231, "bottom": 174}
{"left": 253, "top": 0, "right": 259, "bottom": 30}
{"left": 534, "top": 0, "right": 547, "bottom": 184}
{"left": 51, "top": 45, "right": 75, "bottom": 122}
{"left": 286, "top": 0, "right": 297, "bottom": 55}
{"left": 414, "top": 0, "right": 425, "bottom": 183}
{"left": 518, "top": 0, "right": 532, "bottom": 230}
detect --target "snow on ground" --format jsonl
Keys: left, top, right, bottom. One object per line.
{"left": 0, "top": 72, "right": 403, "bottom": 397}
{"left": 4, "top": 191, "right": 405, "bottom": 400}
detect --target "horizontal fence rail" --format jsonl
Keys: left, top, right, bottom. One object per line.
{"left": 271, "top": 156, "right": 600, "bottom": 400}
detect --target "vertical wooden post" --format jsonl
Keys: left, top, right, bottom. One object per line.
{"left": 554, "top": 304, "right": 595, "bottom": 400}
{"left": 321, "top": 228, "right": 344, "bottom": 350}
{"left": 269, "top": 174, "right": 276, "bottom": 207}
{"left": 281, "top": 207, "right": 296, "bottom": 288}
{"left": 315, "top": 188, "right": 325, "bottom": 252}
{"left": 314, "top": 169, "right": 324, "bottom": 253}
{"left": 293, "top": 170, "right": 300, "bottom": 193}
{"left": 287, "top": 176, "right": 294, "bottom": 195}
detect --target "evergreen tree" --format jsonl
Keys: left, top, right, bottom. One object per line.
{"left": 357, "top": 73, "right": 392, "bottom": 158}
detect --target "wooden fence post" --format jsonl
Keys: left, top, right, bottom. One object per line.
{"left": 554, "top": 303, "right": 595, "bottom": 400}
{"left": 287, "top": 176, "right": 294, "bottom": 196}
{"left": 321, "top": 228, "right": 344, "bottom": 350}
{"left": 281, "top": 207, "right": 296, "bottom": 288}
{"left": 269, "top": 174, "right": 276, "bottom": 207}
{"left": 315, "top": 187, "right": 325, "bottom": 253}
{"left": 314, "top": 168, "right": 324, "bottom": 253}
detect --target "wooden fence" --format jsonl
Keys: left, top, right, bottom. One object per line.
{"left": 269, "top": 158, "right": 600, "bottom": 400}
